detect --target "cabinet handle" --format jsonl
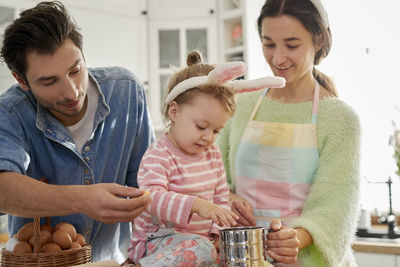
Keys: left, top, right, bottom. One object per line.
{"left": 209, "top": 9, "right": 214, "bottom": 14}
{"left": 141, "top": 10, "right": 147, "bottom": 15}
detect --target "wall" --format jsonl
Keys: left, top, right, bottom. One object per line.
{"left": 321, "top": 0, "right": 400, "bottom": 213}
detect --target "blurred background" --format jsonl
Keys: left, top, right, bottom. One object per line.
{"left": 0, "top": 0, "right": 399, "bottom": 238}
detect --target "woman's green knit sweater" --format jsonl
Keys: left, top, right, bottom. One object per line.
{"left": 217, "top": 92, "right": 361, "bottom": 267}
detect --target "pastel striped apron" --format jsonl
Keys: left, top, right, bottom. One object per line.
{"left": 235, "top": 82, "right": 320, "bottom": 228}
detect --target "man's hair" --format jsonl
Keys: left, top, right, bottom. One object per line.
{"left": 0, "top": 1, "right": 83, "bottom": 81}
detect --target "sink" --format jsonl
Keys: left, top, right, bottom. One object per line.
{"left": 356, "top": 228, "right": 400, "bottom": 242}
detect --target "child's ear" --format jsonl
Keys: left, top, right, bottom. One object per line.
{"left": 168, "top": 101, "right": 179, "bottom": 122}
{"left": 12, "top": 71, "right": 30, "bottom": 91}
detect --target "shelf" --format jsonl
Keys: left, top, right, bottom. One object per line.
{"left": 222, "top": 18, "right": 242, "bottom": 50}
{"left": 218, "top": 0, "right": 266, "bottom": 78}
{"left": 223, "top": 45, "right": 244, "bottom": 56}
{"left": 220, "top": 0, "right": 241, "bottom": 12}
{"left": 221, "top": 8, "right": 242, "bottom": 21}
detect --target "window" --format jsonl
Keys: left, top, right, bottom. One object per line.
{"left": 322, "top": 0, "right": 400, "bottom": 213}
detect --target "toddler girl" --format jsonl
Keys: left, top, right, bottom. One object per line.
{"left": 127, "top": 51, "right": 285, "bottom": 266}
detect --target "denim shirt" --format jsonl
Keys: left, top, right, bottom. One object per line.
{"left": 0, "top": 66, "right": 155, "bottom": 262}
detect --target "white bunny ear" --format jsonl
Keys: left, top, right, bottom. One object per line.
{"left": 228, "top": 76, "right": 286, "bottom": 94}
{"left": 208, "top": 61, "right": 246, "bottom": 83}
{"left": 164, "top": 60, "right": 285, "bottom": 104}
{"left": 165, "top": 61, "right": 248, "bottom": 104}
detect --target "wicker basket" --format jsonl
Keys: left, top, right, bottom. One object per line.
{"left": 0, "top": 217, "right": 91, "bottom": 267}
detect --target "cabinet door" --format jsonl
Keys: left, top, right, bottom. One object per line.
{"left": 148, "top": 0, "right": 215, "bottom": 19}
{"left": 354, "top": 252, "right": 397, "bottom": 267}
{"left": 68, "top": 0, "right": 148, "bottom": 83}
{"left": 148, "top": 19, "right": 217, "bottom": 129}
{"left": 0, "top": 5, "right": 18, "bottom": 94}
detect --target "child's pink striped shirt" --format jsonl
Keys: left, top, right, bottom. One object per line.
{"left": 128, "top": 134, "right": 231, "bottom": 262}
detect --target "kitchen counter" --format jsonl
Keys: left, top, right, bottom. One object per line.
{"left": 352, "top": 224, "right": 400, "bottom": 254}
{"left": 352, "top": 238, "right": 400, "bottom": 254}
{"left": 0, "top": 233, "right": 7, "bottom": 251}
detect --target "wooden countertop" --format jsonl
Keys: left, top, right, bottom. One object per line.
{"left": 1, "top": 229, "right": 399, "bottom": 255}
{"left": 0, "top": 233, "right": 8, "bottom": 244}
{"left": 352, "top": 239, "right": 400, "bottom": 254}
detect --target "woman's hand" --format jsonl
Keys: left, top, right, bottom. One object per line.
{"left": 265, "top": 219, "right": 301, "bottom": 264}
{"left": 229, "top": 191, "right": 257, "bottom": 226}
{"left": 192, "top": 198, "right": 238, "bottom": 227}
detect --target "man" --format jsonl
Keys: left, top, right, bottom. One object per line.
{"left": 0, "top": 1, "right": 154, "bottom": 263}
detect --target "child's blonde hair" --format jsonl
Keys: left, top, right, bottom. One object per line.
{"left": 163, "top": 51, "right": 236, "bottom": 126}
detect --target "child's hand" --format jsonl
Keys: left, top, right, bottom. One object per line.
{"left": 192, "top": 198, "right": 239, "bottom": 227}
{"left": 211, "top": 233, "right": 220, "bottom": 252}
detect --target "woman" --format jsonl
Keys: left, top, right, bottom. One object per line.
{"left": 217, "top": 0, "right": 361, "bottom": 266}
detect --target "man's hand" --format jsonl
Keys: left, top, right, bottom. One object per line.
{"left": 229, "top": 191, "right": 256, "bottom": 226}
{"left": 192, "top": 198, "right": 238, "bottom": 227}
{"left": 76, "top": 183, "right": 151, "bottom": 224}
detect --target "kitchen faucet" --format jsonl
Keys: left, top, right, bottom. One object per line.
{"left": 356, "top": 176, "right": 400, "bottom": 239}
{"left": 377, "top": 176, "right": 399, "bottom": 238}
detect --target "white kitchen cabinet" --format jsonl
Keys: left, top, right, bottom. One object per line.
{"left": 147, "top": 0, "right": 217, "bottom": 130}
{"left": 148, "top": 0, "right": 215, "bottom": 20}
{"left": 0, "top": 3, "right": 18, "bottom": 94}
{"left": 67, "top": 0, "right": 148, "bottom": 83}
{"left": 217, "top": 0, "right": 271, "bottom": 79}
{"left": 355, "top": 252, "right": 399, "bottom": 267}
{"left": 0, "top": 0, "right": 148, "bottom": 93}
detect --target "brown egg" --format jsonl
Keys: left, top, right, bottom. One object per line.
{"left": 54, "top": 222, "right": 67, "bottom": 230}
{"left": 75, "top": 233, "right": 86, "bottom": 246}
{"left": 29, "top": 234, "right": 48, "bottom": 247}
{"left": 54, "top": 222, "right": 77, "bottom": 241}
{"left": 41, "top": 230, "right": 52, "bottom": 240}
{"left": 16, "top": 222, "right": 34, "bottom": 241}
{"left": 40, "top": 224, "right": 53, "bottom": 234}
{"left": 52, "top": 230, "right": 72, "bottom": 249}
{"left": 41, "top": 243, "right": 62, "bottom": 253}
{"left": 13, "top": 241, "right": 32, "bottom": 253}
{"left": 70, "top": 241, "right": 82, "bottom": 250}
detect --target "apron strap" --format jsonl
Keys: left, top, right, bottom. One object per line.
{"left": 311, "top": 82, "right": 320, "bottom": 123}
{"left": 249, "top": 88, "right": 269, "bottom": 121}
{"left": 249, "top": 81, "right": 320, "bottom": 123}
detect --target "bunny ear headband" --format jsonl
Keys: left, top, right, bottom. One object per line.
{"left": 165, "top": 61, "right": 285, "bottom": 105}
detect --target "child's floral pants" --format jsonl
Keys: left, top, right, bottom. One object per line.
{"left": 138, "top": 233, "right": 218, "bottom": 267}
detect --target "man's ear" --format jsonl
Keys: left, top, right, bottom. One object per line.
{"left": 168, "top": 101, "right": 179, "bottom": 122}
{"left": 12, "top": 71, "right": 30, "bottom": 91}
